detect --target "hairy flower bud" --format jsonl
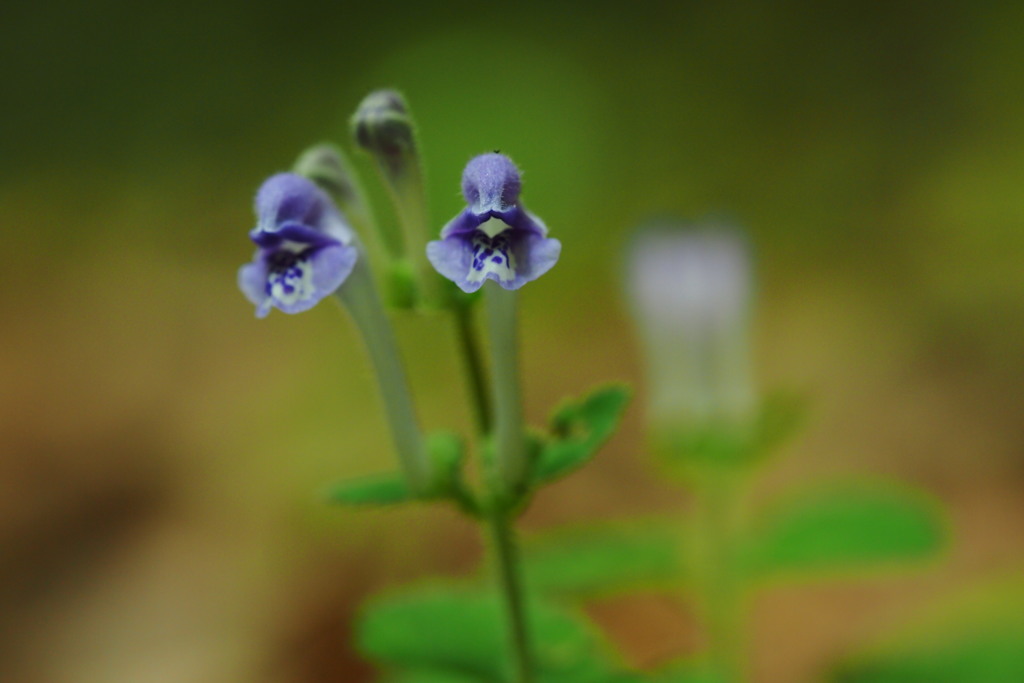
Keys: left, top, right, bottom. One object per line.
{"left": 352, "top": 90, "right": 417, "bottom": 180}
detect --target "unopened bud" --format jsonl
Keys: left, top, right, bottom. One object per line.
{"left": 352, "top": 90, "right": 418, "bottom": 180}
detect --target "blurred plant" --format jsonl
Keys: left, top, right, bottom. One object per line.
{"left": 238, "top": 91, "right": 637, "bottom": 682}
{"left": 615, "top": 223, "right": 947, "bottom": 681}
{"left": 236, "top": 93, "right": 953, "bottom": 683}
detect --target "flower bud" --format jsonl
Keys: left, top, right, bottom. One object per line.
{"left": 351, "top": 89, "right": 437, "bottom": 306}
{"left": 351, "top": 89, "right": 418, "bottom": 181}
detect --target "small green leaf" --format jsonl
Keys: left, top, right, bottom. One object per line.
{"left": 324, "top": 472, "right": 412, "bottom": 506}
{"left": 358, "top": 586, "right": 622, "bottom": 681}
{"left": 426, "top": 430, "right": 464, "bottom": 475}
{"left": 532, "top": 385, "right": 631, "bottom": 484}
{"left": 742, "top": 482, "right": 946, "bottom": 579}
{"left": 524, "top": 523, "right": 683, "bottom": 596}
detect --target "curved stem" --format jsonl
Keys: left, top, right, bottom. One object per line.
{"left": 484, "top": 286, "right": 527, "bottom": 492}
{"left": 335, "top": 255, "right": 431, "bottom": 493}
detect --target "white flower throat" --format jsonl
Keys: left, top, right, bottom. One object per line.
{"left": 468, "top": 218, "right": 516, "bottom": 283}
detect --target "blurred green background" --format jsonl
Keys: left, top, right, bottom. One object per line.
{"left": 2, "top": 1, "right": 1022, "bottom": 681}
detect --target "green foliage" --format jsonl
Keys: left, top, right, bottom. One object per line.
{"left": 385, "top": 672, "right": 482, "bottom": 683}
{"left": 358, "top": 586, "right": 638, "bottom": 682}
{"left": 651, "top": 663, "right": 725, "bottom": 683}
{"left": 742, "top": 482, "right": 946, "bottom": 579}
{"left": 830, "top": 577, "right": 1024, "bottom": 683}
{"left": 523, "top": 523, "right": 683, "bottom": 596}
{"left": 833, "top": 631, "right": 1024, "bottom": 683}
{"left": 325, "top": 472, "right": 412, "bottom": 506}
{"left": 531, "top": 385, "right": 631, "bottom": 485}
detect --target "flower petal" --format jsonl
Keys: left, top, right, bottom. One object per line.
{"left": 461, "top": 153, "right": 521, "bottom": 212}
{"left": 503, "top": 233, "right": 561, "bottom": 290}
{"left": 254, "top": 173, "right": 355, "bottom": 245}
{"left": 256, "top": 173, "right": 330, "bottom": 229}
{"left": 250, "top": 221, "right": 341, "bottom": 250}
{"left": 238, "top": 256, "right": 272, "bottom": 318}
{"left": 439, "top": 209, "right": 486, "bottom": 239}
{"left": 502, "top": 205, "right": 548, "bottom": 237}
{"left": 268, "top": 244, "right": 357, "bottom": 315}
{"left": 310, "top": 243, "right": 358, "bottom": 299}
{"left": 426, "top": 237, "right": 480, "bottom": 293}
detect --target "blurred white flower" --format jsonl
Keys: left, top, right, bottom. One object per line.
{"left": 627, "top": 224, "right": 756, "bottom": 429}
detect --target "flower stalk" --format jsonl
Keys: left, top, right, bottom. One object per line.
{"left": 488, "top": 508, "right": 534, "bottom": 683}
{"left": 335, "top": 255, "right": 432, "bottom": 493}
{"left": 484, "top": 286, "right": 528, "bottom": 494}
{"left": 351, "top": 89, "right": 438, "bottom": 306}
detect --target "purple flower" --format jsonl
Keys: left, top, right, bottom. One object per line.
{"left": 238, "top": 173, "right": 358, "bottom": 318}
{"left": 426, "top": 153, "right": 561, "bottom": 293}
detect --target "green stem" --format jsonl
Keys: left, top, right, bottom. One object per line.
{"left": 452, "top": 298, "right": 492, "bottom": 435}
{"left": 698, "top": 466, "right": 744, "bottom": 683}
{"left": 336, "top": 255, "right": 431, "bottom": 493}
{"left": 488, "top": 508, "right": 534, "bottom": 683}
{"left": 484, "top": 286, "right": 527, "bottom": 492}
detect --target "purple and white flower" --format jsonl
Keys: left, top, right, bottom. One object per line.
{"left": 238, "top": 173, "right": 358, "bottom": 318}
{"left": 426, "top": 153, "right": 561, "bottom": 293}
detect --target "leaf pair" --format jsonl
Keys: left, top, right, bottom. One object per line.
{"left": 519, "top": 482, "right": 946, "bottom": 600}
{"left": 325, "top": 384, "right": 633, "bottom": 511}
{"left": 529, "top": 385, "right": 631, "bottom": 485}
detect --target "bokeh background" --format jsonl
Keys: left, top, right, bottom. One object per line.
{"left": 2, "top": 1, "right": 1022, "bottom": 681}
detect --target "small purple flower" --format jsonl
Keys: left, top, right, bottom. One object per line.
{"left": 426, "top": 153, "right": 561, "bottom": 293}
{"left": 238, "top": 173, "right": 358, "bottom": 318}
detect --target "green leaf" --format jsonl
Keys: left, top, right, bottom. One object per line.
{"left": 830, "top": 576, "right": 1024, "bottom": 683}
{"left": 742, "top": 482, "right": 946, "bottom": 579}
{"left": 652, "top": 662, "right": 725, "bottom": 683}
{"left": 426, "top": 430, "right": 464, "bottom": 475}
{"left": 532, "top": 385, "right": 631, "bottom": 484}
{"left": 358, "top": 586, "right": 627, "bottom": 681}
{"left": 834, "top": 633, "right": 1024, "bottom": 683}
{"left": 385, "top": 672, "right": 483, "bottom": 683}
{"left": 523, "top": 523, "right": 683, "bottom": 596}
{"left": 324, "top": 472, "right": 412, "bottom": 506}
